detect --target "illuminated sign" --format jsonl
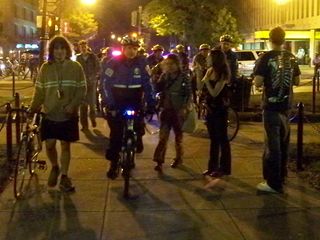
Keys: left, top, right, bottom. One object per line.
{"left": 255, "top": 30, "right": 317, "bottom": 39}
{"left": 15, "top": 44, "right": 39, "bottom": 49}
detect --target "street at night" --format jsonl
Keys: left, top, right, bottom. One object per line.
{"left": 1, "top": 0, "right": 320, "bottom": 239}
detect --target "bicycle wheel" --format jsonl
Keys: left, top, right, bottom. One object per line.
{"left": 14, "top": 137, "right": 29, "bottom": 199}
{"left": 28, "top": 136, "right": 37, "bottom": 175}
{"left": 227, "top": 107, "right": 239, "bottom": 141}
{"left": 121, "top": 135, "right": 135, "bottom": 198}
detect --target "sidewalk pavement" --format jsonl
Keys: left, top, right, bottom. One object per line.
{"left": 0, "top": 117, "right": 320, "bottom": 240}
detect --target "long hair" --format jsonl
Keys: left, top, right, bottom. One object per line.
{"left": 48, "top": 35, "right": 73, "bottom": 62}
{"left": 207, "top": 49, "right": 231, "bottom": 83}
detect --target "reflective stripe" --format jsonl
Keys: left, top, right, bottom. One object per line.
{"left": 113, "top": 84, "right": 142, "bottom": 88}
{"left": 128, "top": 84, "right": 142, "bottom": 88}
{"left": 113, "top": 84, "right": 127, "bottom": 88}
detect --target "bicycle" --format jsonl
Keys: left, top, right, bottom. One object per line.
{"left": 116, "top": 108, "right": 138, "bottom": 199}
{"left": 197, "top": 100, "right": 239, "bottom": 141}
{"left": 13, "top": 107, "right": 46, "bottom": 199}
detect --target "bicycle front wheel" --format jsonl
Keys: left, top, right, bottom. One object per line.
{"left": 28, "top": 137, "right": 37, "bottom": 175}
{"left": 227, "top": 107, "right": 239, "bottom": 141}
{"left": 14, "top": 137, "right": 29, "bottom": 199}
{"left": 122, "top": 148, "right": 135, "bottom": 199}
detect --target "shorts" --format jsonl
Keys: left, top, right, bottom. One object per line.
{"left": 41, "top": 117, "right": 79, "bottom": 142}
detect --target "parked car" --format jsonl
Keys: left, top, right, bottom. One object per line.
{"left": 235, "top": 50, "right": 266, "bottom": 77}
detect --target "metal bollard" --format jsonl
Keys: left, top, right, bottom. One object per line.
{"left": 15, "top": 93, "right": 20, "bottom": 144}
{"left": 12, "top": 71, "right": 15, "bottom": 97}
{"left": 297, "top": 102, "right": 304, "bottom": 171}
{"left": 5, "top": 103, "right": 13, "bottom": 162}
{"left": 312, "top": 75, "right": 316, "bottom": 114}
{"left": 317, "top": 71, "right": 320, "bottom": 92}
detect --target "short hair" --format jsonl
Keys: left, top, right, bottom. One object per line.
{"left": 164, "top": 53, "right": 181, "bottom": 71}
{"left": 269, "top": 27, "right": 285, "bottom": 45}
{"left": 48, "top": 35, "right": 73, "bottom": 62}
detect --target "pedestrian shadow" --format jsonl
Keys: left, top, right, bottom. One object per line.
{"left": 49, "top": 191, "right": 98, "bottom": 240}
{"left": 78, "top": 128, "right": 109, "bottom": 156}
{"left": 4, "top": 174, "right": 58, "bottom": 240}
{"left": 4, "top": 174, "right": 98, "bottom": 240}
{"left": 110, "top": 179, "right": 206, "bottom": 240}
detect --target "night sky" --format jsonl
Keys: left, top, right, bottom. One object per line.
{"left": 96, "top": 0, "right": 151, "bottom": 36}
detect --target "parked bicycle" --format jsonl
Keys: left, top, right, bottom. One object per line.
{"left": 12, "top": 107, "right": 46, "bottom": 199}
{"left": 197, "top": 100, "right": 239, "bottom": 141}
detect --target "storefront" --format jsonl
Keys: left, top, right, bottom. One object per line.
{"left": 251, "top": 30, "right": 320, "bottom": 65}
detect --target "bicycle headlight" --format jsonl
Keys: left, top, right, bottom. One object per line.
{"left": 125, "top": 110, "right": 135, "bottom": 116}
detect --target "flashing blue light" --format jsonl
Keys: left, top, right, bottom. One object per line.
{"left": 125, "top": 110, "right": 135, "bottom": 116}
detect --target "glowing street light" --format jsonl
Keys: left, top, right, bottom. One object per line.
{"left": 274, "top": 0, "right": 290, "bottom": 4}
{"left": 111, "top": 34, "right": 116, "bottom": 40}
{"left": 81, "top": 0, "right": 96, "bottom": 5}
{"left": 117, "top": 37, "right": 122, "bottom": 42}
{"left": 132, "top": 32, "right": 138, "bottom": 38}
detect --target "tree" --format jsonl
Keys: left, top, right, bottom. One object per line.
{"left": 142, "top": 0, "right": 243, "bottom": 47}
{"left": 210, "top": 7, "right": 243, "bottom": 45}
{"left": 64, "top": 9, "right": 98, "bottom": 40}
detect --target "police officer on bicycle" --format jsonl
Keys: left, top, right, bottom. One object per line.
{"left": 101, "top": 36, "right": 155, "bottom": 179}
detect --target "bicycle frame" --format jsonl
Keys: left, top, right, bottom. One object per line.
{"left": 120, "top": 109, "right": 137, "bottom": 198}
{"left": 13, "top": 109, "right": 45, "bottom": 199}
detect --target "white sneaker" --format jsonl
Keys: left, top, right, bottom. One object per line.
{"left": 256, "top": 182, "right": 279, "bottom": 193}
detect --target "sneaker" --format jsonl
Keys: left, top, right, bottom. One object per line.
{"left": 170, "top": 158, "right": 183, "bottom": 168}
{"left": 107, "top": 162, "right": 119, "bottom": 180}
{"left": 59, "top": 175, "right": 75, "bottom": 192}
{"left": 256, "top": 182, "right": 279, "bottom": 193}
{"left": 154, "top": 163, "right": 162, "bottom": 172}
{"left": 209, "top": 171, "right": 224, "bottom": 178}
{"left": 48, "top": 166, "right": 60, "bottom": 187}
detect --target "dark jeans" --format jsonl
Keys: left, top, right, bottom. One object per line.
{"left": 106, "top": 112, "right": 145, "bottom": 164}
{"left": 206, "top": 108, "right": 231, "bottom": 174}
{"left": 153, "top": 109, "right": 184, "bottom": 164}
{"left": 263, "top": 110, "right": 290, "bottom": 191}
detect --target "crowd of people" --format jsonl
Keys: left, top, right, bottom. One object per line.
{"left": 28, "top": 26, "right": 301, "bottom": 195}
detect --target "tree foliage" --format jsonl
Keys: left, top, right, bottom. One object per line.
{"left": 142, "top": 0, "right": 243, "bottom": 47}
{"left": 59, "top": 1, "right": 98, "bottom": 41}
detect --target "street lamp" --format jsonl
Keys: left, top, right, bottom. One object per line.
{"left": 111, "top": 34, "right": 116, "bottom": 40}
{"left": 81, "top": 0, "right": 96, "bottom": 5}
{"left": 274, "top": 0, "right": 290, "bottom": 5}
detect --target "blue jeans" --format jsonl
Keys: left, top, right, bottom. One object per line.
{"left": 263, "top": 110, "right": 290, "bottom": 191}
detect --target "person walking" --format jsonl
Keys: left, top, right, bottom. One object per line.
{"left": 30, "top": 35, "right": 87, "bottom": 192}
{"left": 101, "top": 36, "right": 155, "bottom": 179}
{"left": 201, "top": 49, "right": 232, "bottom": 178}
{"left": 76, "top": 40, "right": 100, "bottom": 130}
{"left": 254, "top": 27, "right": 301, "bottom": 193}
{"left": 153, "top": 54, "right": 192, "bottom": 172}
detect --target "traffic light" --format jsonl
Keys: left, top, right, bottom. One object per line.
{"left": 48, "top": 16, "right": 60, "bottom": 38}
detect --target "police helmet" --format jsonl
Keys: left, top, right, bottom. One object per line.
{"left": 199, "top": 44, "right": 210, "bottom": 50}
{"left": 152, "top": 44, "right": 164, "bottom": 51}
{"left": 121, "top": 36, "right": 140, "bottom": 47}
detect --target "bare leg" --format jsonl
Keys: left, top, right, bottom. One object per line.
{"left": 60, "top": 141, "right": 71, "bottom": 175}
{"left": 45, "top": 139, "right": 58, "bottom": 167}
